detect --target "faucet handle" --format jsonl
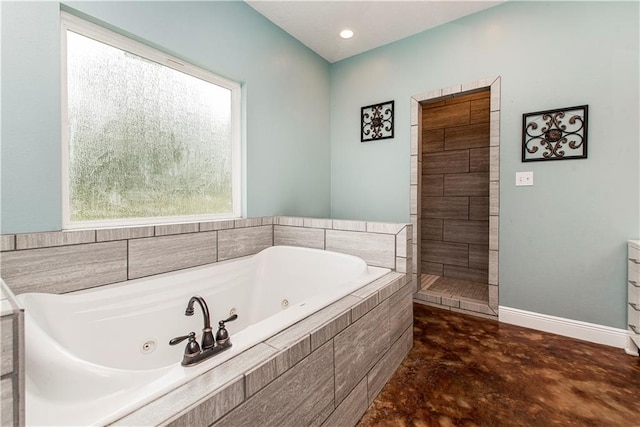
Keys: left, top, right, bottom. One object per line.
{"left": 219, "top": 314, "right": 238, "bottom": 326}
{"left": 216, "top": 314, "right": 238, "bottom": 345}
{"left": 169, "top": 332, "right": 201, "bottom": 356}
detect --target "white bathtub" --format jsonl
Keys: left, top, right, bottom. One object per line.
{"left": 17, "top": 245, "right": 389, "bottom": 426}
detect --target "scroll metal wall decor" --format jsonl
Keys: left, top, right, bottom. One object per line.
{"left": 361, "top": 100, "right": 394, "bottom": 142}
{"left": 522, "top": 105, "right": 588, "bottom": 162}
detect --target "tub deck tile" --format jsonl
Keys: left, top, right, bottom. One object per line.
{"left": 321, "top": 377, "right": 368, "bottom": 427}
{"left": 218, "top": 225, "right": 272, "bottom": 261}
{"left": 112, "top": 343, "right": 277, "bottom": 426}
{"left": 351, "top": 293, "right": 379, "bottom": 322}
{"left": 274, "top": 225, "right": 325, "bottom": 250}
{"left": 309, "top": 309, "right": 351, "bottom": 351}
{"left": 266, "top": 295, "right": 360, "bottom": 351}
{"left": 351, "top": 272, "right": 404, "bottom": 300}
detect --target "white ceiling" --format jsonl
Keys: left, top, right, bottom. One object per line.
{"left": 246, "top": 1, "right": 505, "bottom": 63}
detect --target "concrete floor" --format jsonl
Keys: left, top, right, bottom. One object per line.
{"left": 358, "top": 303, "right": 640, "bottom": 426}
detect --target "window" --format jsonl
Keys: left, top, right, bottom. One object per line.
{"left": 61, "top": 12, "right": 241, "bottom": 228}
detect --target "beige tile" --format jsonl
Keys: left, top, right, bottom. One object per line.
{"left": 332, "top": 219, "right": 367, "bottom": 232}
{"left": 154, "top": 223, "right": 199, "bottom": 236}
{"left": 261, "top": 217, "right": 274, "bottom": 225}
{"left": 16, "top": 230, "right": 95, "bottom": 250}
{"left": 490, "top": 111, "right": 500, "bottom": 146}
{"left": 489, "top": 284, "right": 499, "bottom": 310}
{"left": 234, "top": 218, "right": 263, "bottom": 228}
{"left": 489, "top": 146, "right": 500, "bottom": 182}
{"left": 451, "top": 306, "right": 498, "bottom": 320}
{"left": 199, "top": 220, "right": 235, "bottom": 231}
{"left": 1, "top": 317, "right": 13, "bottom": 376}
{"left": 489, "top": 216, "right": 499, "bottom": 250}
{"left": 411, "top": 125, "right": 419, "bottom": 156}
{"left": 366, "top": 222, "right": 405, "bottom": 234}
{"left": 442, "top": 84, "right": 462, "bottom": 96}
{"left": 441, "top": 296, "right": 460, "bottom": 308}
{"left": 389, "top": 283, "right": 413, "bottom": 342}
{"left": 115, "top": 343, "right": 276, "bottom": 426}
{"left": 322, "top": 377, "right": 367, "bottom": 427}
{"left": 1, "top": 235, "right": 15, "bottom": 252}
{"left": 396, "top": 229, "right": 408, "bottom": 258}
{"left": 218, "top": 225, "right": 272, "bottom": 261}
{"left": 1, "top": 241, "right": 127, "bottom": 294}
{"left": 351, "top": 293, "right": 379, "bottom": 322}
{"left": 413, "top": 88, "right": 442, "bottom": 103}
{"left": 411, "top": 155, "right": 418, "bottom": 185}
{"left": 276, "top": 216, "right": 304, "bottom": 227}
{"left": 96, "top": 226, "right": 154, "bottom": 242}
{"left": 410, "top": 215, "right": 418, "bottom": 242}
{"left": 325, "top": 230, "right": 395, "bottom": 269}
{"left": 489, "top": 181, "right": 499, "bottom": 216}
{"left": 367, "top": 326, "right": 412, "bottom": 403}
{"left": 274, "top": 225, "right": 324, "bottom": 249}
{"left": 410, "top": 98, "right": 420, "bottom": 126}
{"left": 266, "top": 295, "right": 360, "bottom": 351}
{"left": 460, "top": 300, "right": 496, "bottom": 316}
{"left": 490, "top": 77, "right": 501, "bottom": 111}
{"left": 334, "top": 299, "right": 390, "bottom": 404}
{"left": 410, "top": 185, "right": 418, "bottom": 215}
{"left": 414, "top": 291, "right": 441, "bottom": 304}
{"left": 217, "top": 341, "right": 334, "bottom": 426}
{"left": 396, "top": 257, "right": 409, "bottom": 273}
{"left": 1, "top": 377, "right": 13, "bottom": 427}
{"left": 461, "top": 77, "right": 495, "bottom": 92}
{"left": 303, "top": 218, "right": 333, "bottom": 229}
{"left": 310, "top": 309, "right": 351, "bottom": 351}
{"left": 128, "top": 232, "right": 216, "bottom": 279}
{"left": 489, "top": 250, "right": 499, "bottom": 285}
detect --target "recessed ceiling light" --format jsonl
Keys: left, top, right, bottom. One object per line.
{"left": 339, "top": 29, "right": 354, "bottom": 39}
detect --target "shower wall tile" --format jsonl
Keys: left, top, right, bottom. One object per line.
{"left": 444, "top": 122, "right": 489, "bottom": 151}
{"left": 423, "top": 150, "right": 469, "bottom": 175}
{"left": 423, "top": 174, "right": 444, "bottom": 197}
{"left": 128, "top": 232, "right": 216, "bottom": 279}
{"left": 469, "top": 97, "right": 490, "bottom": 124}
{"left": 443, "top": 265, "right": 488, "bottom": 284}
{"left": 443, "top": 220, "right": 489, "bottom": 245}
{"left": 321, "top": 377, "right": 367, "bottom": 427}
{"left": 16, "top": 230, "right": 95, "bottom": 250}
{"left": 423, "top": 218, "right": 443, "bottom": 241}
{"left": 199, "top": 220, "right": 235, "bottom": 231}
{"left": 154, "top": 222, "right": 199, "bottom": 237}
{"left": 469, "top": 244, "right": 490, "bottom": 270}
{"left": 334, "top": 299, "right": 390, "bottom": 404}
{"left": 332, "top": 219, "right": 367, "bottom": 232}
{"left": 303, "top": 218, "right": 333, "bottom": 229}
{"left": 444, "top": 172, "right": 489, "bottom": 197}
{"left": 218, "top": 341, "right": 334, "bottom": 427}
{"left": 96, "top": 226, "right": 154, "bottom": 242}
{"left": 422, "top": 262, "right": 444, "bottom": 276}
{"left": 423, "top": 197, "right": 469, "bottom": 220}
{"left": 422, "top": 128, "right": 444, "bottom": 152}
{"left": 218, "top": 225, "right": 272, "bottom": 261}
{"left": 1, "top": 241, "right": 127, "bottom": 294}
{"left": 469, "top": 147, "right": 490, "bottom": 172}
{"left": 422, "top": 103, "right": 469, "bottom": 131}
{"left": 469, "top": 197, "right": 489, "bottom": 221}
{"left": 423, "top": 240, "right": 468, "bottom": 267}
{"left": 367, "top": 326, "right": 412, "bottom": 404}
{"left": 1, "top": 235, "right": 15, "bottom": 251}
{"left": 326, "top": 230, "right": 395, "bottom": 268}
{"left": 274, "top": 225, "right": 324, "bottom": 250}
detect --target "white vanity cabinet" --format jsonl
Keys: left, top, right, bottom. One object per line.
{"left": 628, "top": 240, "right": 640, "bottom": 355}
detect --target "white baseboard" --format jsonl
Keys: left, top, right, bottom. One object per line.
{"left": 499, "top": 306, "right": 631, "bottom": 350}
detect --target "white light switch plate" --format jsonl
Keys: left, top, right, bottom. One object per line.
{"left": 516, "top": 171, "right": 534, "bottom": 186}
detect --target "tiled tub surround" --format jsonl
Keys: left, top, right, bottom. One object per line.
{"left": 1, "top": 279, "right": 24, "bottom": 427}
{"left": 0, "top": 216, "right": 412, "bottom": 426}
{"left": 410, "top": 77, "right": 500, "bottom": 318}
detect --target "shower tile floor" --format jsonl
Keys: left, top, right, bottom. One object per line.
{"left": 358, "top": 303, "right": 640, "bottom": 426}
{"left": 415, "top": 274, "right": 495, "bottom": 318}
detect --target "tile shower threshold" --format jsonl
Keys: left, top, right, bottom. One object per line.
{"left": 414, "top": 274, "right": 497, "bottom": 318}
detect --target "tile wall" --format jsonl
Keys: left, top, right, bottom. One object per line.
{"left": 421, "top": 89, "right": 490, "bottom": 283}
{"left": 1, "top": 279, "right": 24, "bottom": 427}
{"left": 0, "top": 216, "right": 412, "bottom": 426}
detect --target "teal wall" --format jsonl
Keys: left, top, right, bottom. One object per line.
{"left": 330, "top": 1, "right": 639, "bottom": 329}
{"left": 1, "top": 1, "right": 331, "bottom": 233}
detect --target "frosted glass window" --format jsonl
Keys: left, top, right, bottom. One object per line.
{"left": 62, "top": 14, "right": 241, "bottom": 227}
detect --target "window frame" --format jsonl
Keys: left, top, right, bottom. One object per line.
{"left": 61, "top": 11, "right": 242, "bottom": 229}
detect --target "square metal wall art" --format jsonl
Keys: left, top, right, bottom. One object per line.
{"left": 361, "top": 100, "right": 394, "bottom": 142}
{"left": 522, "top": 105, "right": 588, "bottom": 162}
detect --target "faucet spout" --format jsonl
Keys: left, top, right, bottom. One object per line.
{"left": 185, "top": 296, "right": 214, "bottom": 350}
